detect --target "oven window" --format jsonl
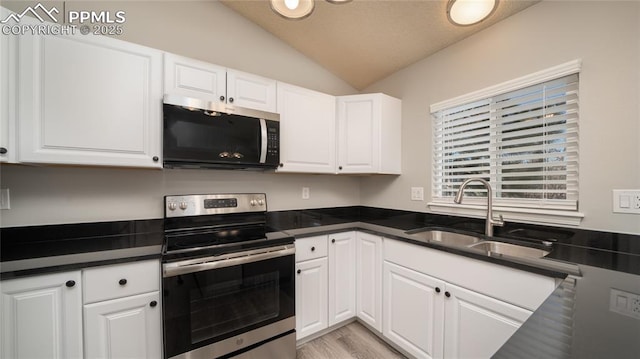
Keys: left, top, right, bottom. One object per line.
{"left": 190, "top": 270, "right": 280, "bottom": 344}
{"left": 162, "top": 254, "right": 295, "bottom": 358}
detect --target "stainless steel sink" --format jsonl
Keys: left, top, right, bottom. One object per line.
{"left": 467, "top": 241, "right": 550, "bottom": 258}
{"left": 406, "top": 229, "right": 482, "bottom": 246}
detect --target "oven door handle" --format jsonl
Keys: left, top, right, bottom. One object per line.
{"left": 163, "top": 245, "right": 295, "bottom": 278}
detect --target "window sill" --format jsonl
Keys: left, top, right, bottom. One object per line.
{"left": 427, "top": 202, "right": 584, "bottom": 227}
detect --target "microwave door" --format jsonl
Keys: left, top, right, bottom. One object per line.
{"left": 163, "top": 105, "right": 262, "bottom": 166}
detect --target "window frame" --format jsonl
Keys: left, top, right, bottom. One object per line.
{"left": 428, "top": 60, "right": 584, "bottom": 227}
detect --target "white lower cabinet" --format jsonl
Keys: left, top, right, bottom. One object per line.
{"left": 383, "top": 261, "right": 532, "bottom": 359}
{"left": 0, "top": 271, "right": 84, "bottom": 359}
{"left": 443, "top": 283, "right": 531, "bottom": 359}
{"left": 295, "top": 232, "right": 356, "bottom": 341}
{"left": 355, "top": 232, "right": 383, "bottom": 332}
{"left": 295, "top": 231, "right": 556, "bottom": 357}
{"left": 383, "top": 261, "right": 444, "bottom": 359}
{"left": 82, "top": 259, "right": 162, "bottom": 359}
{"left": 328, "top": 231, "right": 356, "bottom": 325}
{"left": 383, "top": 240, "right": 555, "bottom": 359}
{"left": 295, "top": 256, "right": 329, "bottom": 339}
{"left": 84, "top": 291, "right": 162, "bottom": 359}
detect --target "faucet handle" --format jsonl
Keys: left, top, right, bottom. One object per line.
{"left": 493, "top": 214, "right": 505, "bottom": 227}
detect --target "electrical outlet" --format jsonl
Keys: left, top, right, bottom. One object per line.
{"left": 612, "top": 190, "right": 640, "bottom": 214}
{"left": 302, "top": 187, "right": 310, "bottom": 200}
{"left": 0, "top": 188, "right": 9, "bottom": 210}
{"left": 610, "top": 288, "right": 640, "bottom": 320}
{"left": 411, "top": 187, "right": 424, "bottom": 201}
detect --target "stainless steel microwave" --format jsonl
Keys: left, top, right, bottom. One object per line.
{"left": 163, "top": 95, "right": 280, "bottom": 170}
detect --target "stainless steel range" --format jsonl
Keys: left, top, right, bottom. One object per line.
{"left": 161, "top": 193, "right": 296, "bottom": 359}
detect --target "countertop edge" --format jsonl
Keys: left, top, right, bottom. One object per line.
{"left": 0, "top": 245, "right": 162, "bottom": 279}
{"left": 286, "top": 222, "right": 580, "bottom": 278}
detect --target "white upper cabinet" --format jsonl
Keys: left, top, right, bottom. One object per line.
{"left": 337, "top": 93, "right": 402, "bottom": 174}
{"left": 276, "top": 82, "right": 336, "bottom": 173}
{"left": 164, "top": 53, "right": 226, "bottom": 103}
{"left": 17, "top": 31, "right": 163, "bottom": 168}
{"left": 0, "top": 25, "right": 16, "bottom": 163}
{"left": 227, "top": 69, "right": 277, "bottom": 113}
{"left": 164, "top": 53, "right": 277, "bottom": 113}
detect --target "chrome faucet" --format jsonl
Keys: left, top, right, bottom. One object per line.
{"left": 454, "top": 178, "right": 504, "bottom": 237}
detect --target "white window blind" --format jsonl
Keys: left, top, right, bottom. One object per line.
{"left": 432, "top": 73, "right": 579, "bottom": 211}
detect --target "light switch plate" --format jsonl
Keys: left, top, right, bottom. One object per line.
{"left": 302, "top": 187, "right": 310, "bottom": 200}
{"left": 411, "top": 187, "right": 424, "bottom": 201}
{"left": 613, "top": 190, "right": 640, "bottom": 214}
{"left": 0, "top": 188, "right": 9, "bottom": 210}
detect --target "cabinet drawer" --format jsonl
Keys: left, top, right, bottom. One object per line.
{"left": 296, "top": 235, "right": 328, "bottom": 262}
{"left": 83, "top": 260, "right": 160, "bottom": 304}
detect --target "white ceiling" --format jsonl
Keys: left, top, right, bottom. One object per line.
{"left": 220, "top": 0, "right": 540, "bottom": 90}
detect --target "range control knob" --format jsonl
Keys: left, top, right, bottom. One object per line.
{"left": 257, "top": 199, "right": 265, "bottom": 206}
{"left": 179, "top": 202, "right": 188, "bottom": 210}
{"left": 168, "top": 202, "right": 177, "bottom": 211}
{"left": 250, "top": 200, "right": 257, "bottom": 206}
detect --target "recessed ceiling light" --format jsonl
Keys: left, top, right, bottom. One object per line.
{"left": 447, "top": 0, "right": 499, "bottom": 26}
{"left": 270, "top": 0, "right": 315, "bottom": 20}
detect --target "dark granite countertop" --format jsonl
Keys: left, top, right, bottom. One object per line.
{"left": 2, "top": 205, "right": 638, "bottom": 278}
{"left": 0, "top": 219, "right": 165, "bottom": 279}
{"left": 267, "top": 206, "right": 640, "bottom": 276}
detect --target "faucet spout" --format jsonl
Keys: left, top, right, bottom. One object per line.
{"left": 453, "top": 178, "right": 504, "bottom": 237}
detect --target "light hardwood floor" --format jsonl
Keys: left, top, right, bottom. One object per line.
{"left": 296, "top": 322, "right": 406, "bottom": 359}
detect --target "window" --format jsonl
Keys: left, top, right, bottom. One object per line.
{"left": 429, "top": 61, "right": 583, "bottom": 225}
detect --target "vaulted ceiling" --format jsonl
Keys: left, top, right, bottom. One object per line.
{"left": 220, "top": 0, "right": 540, "bottom": 90}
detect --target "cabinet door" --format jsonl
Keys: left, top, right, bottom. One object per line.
{"left": 84, "top": 292, "right": 162, "bottom": 359}
{"left": 295, "top": 257, "right": 329, "bottom": 340}
{"left": 383, "top": 261, "right": 445, "bottom": 359}
{"left": 164, "top": 52, "right": 227, "bottom": 103}
{"left": 227, "top": 69, "right": 277, "bottom": 113}
{"left": 328, "top": 231, "right": 356, "bottom": 326}
{"left": 1, "top": 271, "right": 83, "bottom": 359}
{"left": 444, "top": 283, "right": 531, "bottom": 359}
{"left": 0, "top": 20, "right": 16, "bottom": 163}
{"left": 276, "top": 82, "right": 336, "bottom": 173}
{"left": 356, "top": 232, "right": 382, "bottom": 332}
{"left": 18, "top": 31, "right": 162, "bottom": 168}
{"left": 337, "top": 94, "right": 380, "bottom": 173}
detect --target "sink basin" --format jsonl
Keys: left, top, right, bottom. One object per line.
{"left": 467, "top": 241, "right": 550, "bottom": 258}
{"left": 406, "top": 229, "right": 482, "bottom": 246}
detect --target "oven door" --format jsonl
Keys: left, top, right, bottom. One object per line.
{"left": 162, "top": 245, "right": 295, "bottom": 359}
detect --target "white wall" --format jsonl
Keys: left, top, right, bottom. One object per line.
{"left": 0, "top": 166, "right": 360, "bottom": 226}
{"left": 0, "top": 0, "right": 361, "bottom": 227}
{"left": 361, "top": 0, "right": 640, "bottom": 234}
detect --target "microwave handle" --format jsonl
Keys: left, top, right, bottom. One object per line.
{"left": 259, "top": 119, "right": 267, "bottom": 164}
